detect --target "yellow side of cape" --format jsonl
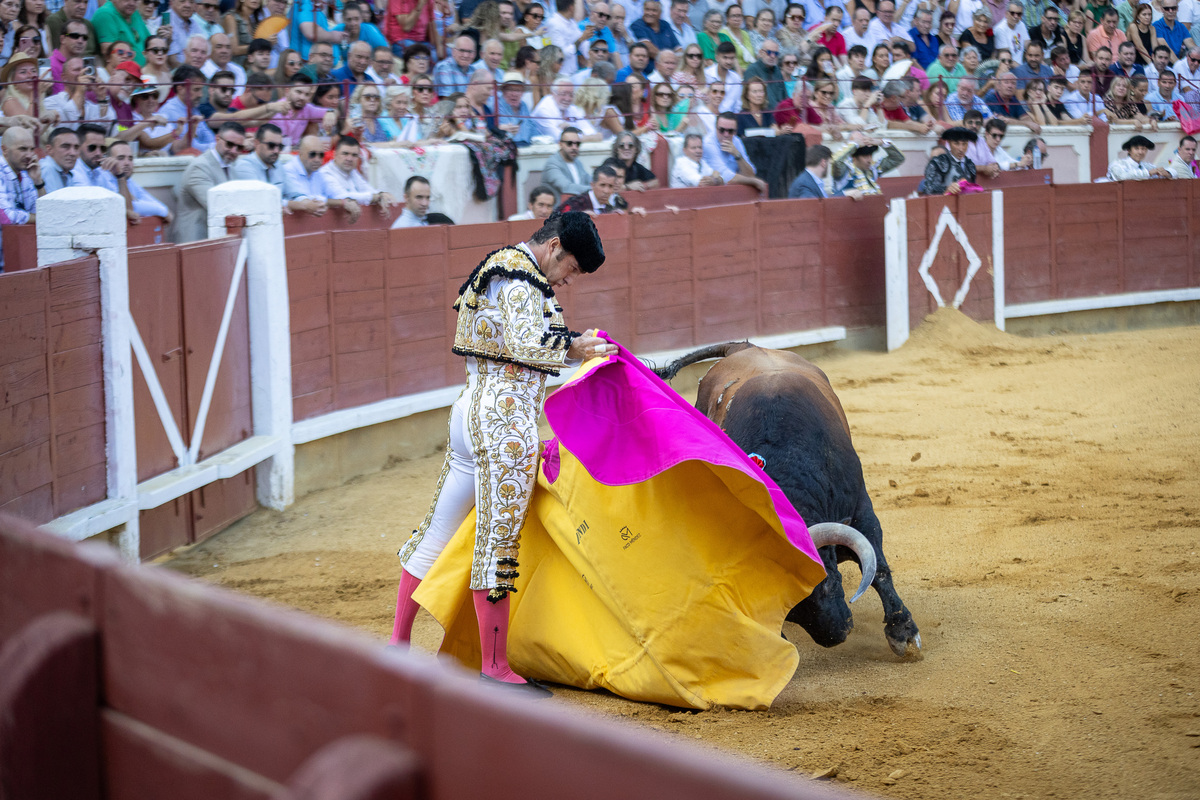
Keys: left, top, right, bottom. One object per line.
{"left": 414, "top": 441, "right": 824, "bottom": 710}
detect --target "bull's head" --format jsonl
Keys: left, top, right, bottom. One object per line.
{"left": 786, "top": 523, "right": 877, "bottom": 648}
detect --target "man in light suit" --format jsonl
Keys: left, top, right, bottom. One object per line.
{"left": 539, "top": 127, "right": 592, "bottom": 199}
{"left": 788, "top": 145, "right": 839, "bottom": 199}
{"left": 171, "top": 121, "right": 246, "bottom": 243}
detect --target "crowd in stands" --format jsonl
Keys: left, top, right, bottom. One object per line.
{"left": 2, "top": 0, "right": 1200, "bottom": 254}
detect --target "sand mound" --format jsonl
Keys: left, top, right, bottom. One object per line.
{"left": 903, "top": 307, "right": 1020, "bottom": 353}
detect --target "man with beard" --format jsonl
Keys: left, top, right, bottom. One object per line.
{"left": 233, "top": 123, "right": 325, "bottom": 217}
{"left": 267, "top": 74, "right": 333, "bottom": 146}
{"left": 102, "top": 140, "right": 172, "bottom": 223}
{"left": 38, "top": 127, "right": 81, "bottom": 193}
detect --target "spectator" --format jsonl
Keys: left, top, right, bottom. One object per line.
{"left": 319, "top": 134, "right": 398, "bottom": 221}
{"left": 434, "top": 34, "right": 477, "bottom": 94}
{"left": 507, "top": 184, "right": 557, "bottom": 220}
{"left": 610, "top": 130, "right": 657, "bottom": 189}
{"left": 489, "top": 70, "right": 536, "bottom": 144}
{"left": 945, "top": 74, "right": 990, "bottom": 119}
{"left": 935, "top": 10, "right": 958, "bottom": 51}
{"left": 1107, "top": 133, "right": 1171, "bottom": 179}
{"left": 1110, "top": 40, "right": 1145, "bottom": 80}
{"left": 842, "top": 7, "right": 876, "bottom": 56}
{"left": 868, "top": 0, "right": 913, "bottom": 47}
{"left": 836, "top": 44, "right": 869, "bottom": 87}
{"left": 172, "top": 120, "right": 244, "bottom": 243}
{"left": 668, "top": 0, "right": 698, "bottom": 50}
{"left": 736, "top": 76, "right": 773, "bottom": 134}
{"left": 787, "top": 144, "right": 836, "bottom": 198}
{"left": 863, "top": 43, "right": 892, "bottom": 82}
{"left": 1144, "top": 44, "right": 1175, "bottom": 83}
{"left": 545, "top": 0, "right": 584, "bottom": 76}
{"left": 647, "top": 82, "right": 687, "bottom": 132}
{"left": 1154, "top": 1, "right": 1194, "bottom": 58}
{"left": 182, "top": 34, "right": 210, "bottom": 69}
{"left": 338, "top": 1, "right": 387, "bottom": 52}
{"left": 299, "top": 41, "right": 335, "bottom": 82}
{"left": 1145, "top": 68, "right": 1181, "bottom": 119}
{"left": 273, "top": 48, "right": 305, "bottom": 85}
{"left": 918, "top": 125, "right": 977, "bottom": 194}
{"left": 958, "top": 9, "right": 994, "bottom": 60}
{"left": 292, "top": 0, "right": 345, "bottom": 62}
{"left": 398, "top": 74, "right": 438, "bottom": 140}
{"left": 369, "top": 46, "right": 398, "bottom": 84}
{"left": 283, "top": 133, "right": 331, "bottom": 203}
{"left": 386, "top": 0, "right": 435, "bottom": 58}
{"left": 742, "top": 39, "right": 785, "bottom": 108}
{"left": 165, "top": 0, "right": 206, "bottom": 65}
{"left": 391, "top": 175, "right": 432, "bottom": 227}
{"left": 100, "top": 139, "right": 170, "bottom": 222}
{"left": 876, "top": 78, "right": 930, "bottom": 133}
{"left": 39, "top": 126, "right": 80, "bottom": 192}
{"left": 927, "top": 43, "right": 967, "bottom": 90}
{"left": 1022, "top": 78, "right": 1062, "bottom": 125}
{"left": 0, "top": 53, "right": 53, "bottom": 124}
{"left": 775, "top": 5, "right": 813, "bottom": 63}
{"left": 244, "top": 37, "right": 274, "bottom": 74}
{"left": 222, "top": 0, "right": 264, "bottom": 63}
{"left": 471, "top": 38, "right": 505, "bottom": 83}
{"left": 1061, "top": 70, "right": 1100, "bottom": 118}
{"left": 233, "top": 122, "right": 316, "bottom": 216}
{"left": 1089, "top": 8, "right": 1128, "bottom": 60}
{"left": 615, "top": 41, "right": 651, "bottom": 81}
{"left": 1030, "top": 4, "right": 1063, "bottom": 53}
{"left": 1173, "top": 46, "right": 1200, "bottom": 86}
{"left": 993, "top": 3, "right": 1029, "bottom": 64}
{"left": 1164, "top": 134, "right": 1197, "bottom": 178}
{"left": 348, "top": 83, "right": 397, "bottom": 141}
{"left": 557, "top": 163, "right": 620, "bottom": 213}
{"left": 579, "top": 2, "right": 619, "bottom": 67}
{"left": 574, "top": 35, "right": 615, "bottom": 84}
{"left": 540, "top": 126, "right": 591, "bottom": 197}
{"left": 704, "top": 40, "right": 742, "bottom": 113}
{"left": 1105, "top": 74, "right": 1153, "bottom": 124}
{"left": 911, "top": 8, "right": 939, "bottom": 68}
{"left": 575, "top": 76, "right": 625, "bottom": 136}
{"left": 93, "top": 0, "right": 148, "bottom": 65}
{"left": 158, "top": 65, "right": 215, "bottom": 151}
{"left": 0, "top": 125, "right": 40, "bottom": 269}
{"left": 670, "top": 131, "right": 720, "bottom": 186}
{"left": 48, "top": 0, "right": 98, "bottom": 56}
{"left": 49, "top": 18, "right": 89, "bottom": 92}
{"left": 1047, "top": 43, "right": 1080, "bottom": 85}
{"left": 332, "top": 40, "right": 376, "bottom": 88}
{"left": 531, "top": 76, "right": 598, "bottom": 138}
{"left": 203, "top": 32, "right": 247, "bottom": 92}
{"left": 832, "top": 137, "right": 905, "bottom": 195}
{"left": 811, "top": 6, "right": 846, "bottom": 64}
{"left": 139, "top": 35, "right": 172, "bottom": 98}
{"left": 121, "top": 84, "right": 175, "bottom": 154}
{"left": 1011, "top": 41, "right": 1054, "bottom": 91}
{"left": 460, "top": 69, "right": 498, "bottom": 133}
{"left": 985, "top": 71, "right": 1039, "bottom": 130}
{"left": 703, "top": 110, "right": 767, "bottom": 191}
{"left": 610, "top": 2, "right": 635, "bottom": 62}
{"left": 631, "top": 0, "right": 679, "bottom": 67}
{"left": 961, "top": 107, "right": 985, "bottom": 132}
{"left": 385, "top": 84, "right": 415, "bottom": 132}
{"left": 44, "top": 56, "right": 113, "bottom": 129}
{"left": 967, "top": 116, "right": 1024, "bottom": 176}
{"left": 836, "top": 75, "right": 883, "bottom": 128}
{"left": 268, "top": 75, "right": 330, "bottom": 145}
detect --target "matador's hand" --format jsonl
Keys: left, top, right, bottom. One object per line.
{"left": 568, "top": 331, "right": 618, "bottom": 361}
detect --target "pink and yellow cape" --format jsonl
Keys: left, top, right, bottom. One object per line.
{"left": 413, "top": 335, "right": 827, "bottom": 710}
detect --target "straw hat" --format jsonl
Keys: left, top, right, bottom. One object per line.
{"left": 0, "top": 52, "right": 37, "bottom": 84}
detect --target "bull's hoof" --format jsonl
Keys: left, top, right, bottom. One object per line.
{"left": 885, "top": 612, "right": 921, "bottom": 659}
{"left": 887, "top": 632, "right": 923, "bottom": 659}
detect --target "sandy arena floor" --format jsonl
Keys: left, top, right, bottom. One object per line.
{"left": 165, "top": 311, "right": 1200, "bottom": 799}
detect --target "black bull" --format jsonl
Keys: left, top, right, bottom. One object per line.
{"left": 654, "top": 341, "right": 921, "bottom": 657}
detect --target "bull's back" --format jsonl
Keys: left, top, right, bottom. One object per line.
{"left": 698, "top": 348, "right": 850, "bottom": 435}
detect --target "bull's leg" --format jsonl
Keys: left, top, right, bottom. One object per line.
{"left": 846, "top": 504, "right": 920, "bottom": 657}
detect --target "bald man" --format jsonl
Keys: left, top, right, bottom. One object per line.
{"left": 202, "top": 32, "right": 247, "bottom": 96}
{"left": 330, "top": 41, "right": 375, "bottom": 88}
{"left": 0, "top": 127, "right": 44, "bottom": 271}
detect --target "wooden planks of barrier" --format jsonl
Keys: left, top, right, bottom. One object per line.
{"left": 0, "top": 512, "right": 853, "bottom": 800}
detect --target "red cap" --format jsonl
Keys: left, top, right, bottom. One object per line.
{"left": 115, "top": 60, "right": 143, "bottom": 80}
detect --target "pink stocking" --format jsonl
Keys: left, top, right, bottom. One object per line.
{"left": 388, "top": 570, "right": 422, "bottom": 646}
{"left": 473, "top": 589, "right": 525, "bottom": 684}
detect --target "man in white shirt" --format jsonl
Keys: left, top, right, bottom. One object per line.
{"left": 38, "top": 127, "right": 82, "bottom": 193}
{"left": 646, "top": 47, "right": 680, "bottom": 85}
{"left": 166, "top": 0, "right": 206, "bottom": 66}
{"left": 1144, "top": 44, "right": 1175, "bottom": 84}
{"left": 704, "top": 41, "right": 743, "bottom": 112}
{"left": 866, "top": 0, "right": 913, "bottom": 45}
{"left": 318, "top": 135, "right": 398, "bottom": 224}
{"left": 531, "top": 77, "right": 599, "bottom": 137}
{"left": 994, "top": 3, "right": 1031, "bottom": 64}
{"left": 1061, "top": 71, "right": 1100, "bottom": 118}
{"left": 202, "top": 33, "right": 247, "bottom": 97}
{"left": 546, "top": 0, "right": 585, "bottom": 75}
{"left": 1173, "top": 47, "right": 1200, "bottom": 88}
{"left": 843, "top": 7, "right": 878, "bottom": 53}
{"left": 391, "top": 176, "right": 432, "bottom": 228}
{"left": 671, "top": 132, "right": 721, "bottom": 186}
{"left": 667, "top": 0, "right": 697, "bottom": 49}
{"left": 507, "top": 185, "right": 558, "bottom": 220}
{"left": 837, "top": 75, "right": 884, "bottom": 128}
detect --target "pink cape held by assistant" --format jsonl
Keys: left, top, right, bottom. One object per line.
{"left": 413, "top": 332, "right": 828, "bottom": 710}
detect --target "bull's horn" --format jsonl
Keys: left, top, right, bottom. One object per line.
{"left": 807, "top": 523, "right": 877, "bottom": 604}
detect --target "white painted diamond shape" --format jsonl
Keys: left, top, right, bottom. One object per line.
{"left": 916, "top": 205, "right": 983, "bottom": 310}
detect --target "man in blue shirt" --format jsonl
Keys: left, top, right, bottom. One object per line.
{"left": 489, "top": 72, "right": 538, "bottom": 145}
{"left": 1009, "top": 42, "right": 1054, "bottom": 92}
{"left": 909, "top": 8, "right": 939, "bottom": 69}
{"left": 1154, "top": 1, "right": 1195, "bottom": 58}
{"left": 329, "top": 41, "right": 376, "bottom": 88}
{"left": 614, "top": 42, "right": 651, "bottom": 81}
{"left": 629, "top": 0, "right": 678, "bottom": 70}
{"left": 335, "top": 1, "right": 388, "bottom": 58}
{"left": 101, "top": 140, "right": 171, "bottom": 222}
{"left": 433, "top": 34, "right": 477, "bottom": 95}
{"left": 702, "top": 112, "right": 768, "bottom": 192}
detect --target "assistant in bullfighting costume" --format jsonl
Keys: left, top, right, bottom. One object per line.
{"left": 388, "top": 211, "right": 615, "bottom": 696}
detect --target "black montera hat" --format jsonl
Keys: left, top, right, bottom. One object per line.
{"left": 852, "top": 144, "right": 879, "bottom": 157}
{"left": 942, "top": 126, "right": 978, "bottom": 143}
{"left": 557, "top": 210, "right": 605, "bottom": 273}
{"left": 1122, "top": 134, "right": 1155, "bottom": 151}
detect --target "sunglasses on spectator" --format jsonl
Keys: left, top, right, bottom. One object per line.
{"left": 262, "top": 141, "right": 284, "bottom": 150}
{"left": 199, "top": 2, "right": 219, "bottom": 7}
{"left": 1008, "top": 9, "right": 1023, "bottom": 16}
{"left": 64, "top": 32, "right": 87, "bottom": 39}
{"left": 595, "top": 11, "right": 610, "bottom": 18}
{"left": 562, "top": 140, "right": 581, "bottom": 146}
{"left": 414, "top": 85, "right": 434, "bottom": 91}
{"left": 655, "top": 91, "right": 673, "bottom": 97}
{"left": 686, "top": 52, "right": 701, "bottom": 58}
{"left": 816, "top": 89, "right": 835, "bottom": 97}
{"left": 527, "top": 10, "right": 543, "bottom": 16}
{"left": 362, "top": 94, "right": 380, "bottom": 100}
{"left": 717, "top": 125, "right": 736, "bottom": 134}
{"left": 114, "top": 49, "right": 133, "bottom": 57}
{"left": 617, "top": 142, "right": 636, "bottom": 149}
{"left": 988, "top": 131, "right": 1004, "bottom": 139}
{"left": 762, "top": 49, "right": 779, "bottom": 56}
{"left": 786, "top": 13, "right": 803, "bottom": 20}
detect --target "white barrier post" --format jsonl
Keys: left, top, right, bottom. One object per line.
{"left": 992, "top": 190, "right": 1006, "bottom": 332}
{"left": 884, "top": 197, "right": 909, "bottom": 352}
{"left": 207, "top": 181, "right": 294, "bottom": 510}
{"left": 37, "top": 188, "right": 139, "bottom": 560}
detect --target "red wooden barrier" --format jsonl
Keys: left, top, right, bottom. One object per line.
{"left": 0, "top": 256, "right": 106, "bottom": 523}
{"left": 877, "top": 168, "right": 1053, "bottom": 201}
{"left": 0, "top": 513, "right": 850, "bottom": 800}
{"left": 2, "top": 220, "right": 166, "bottom": 273}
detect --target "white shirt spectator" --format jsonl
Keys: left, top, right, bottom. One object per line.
{"left": 667, "top": 18, "right": 697, "bottom": 49}
{"left": 391, "top": 207, "right": 428, "bottom": 227}
{"left": 704, "top": 63, "right": 743, "bottom": 112}
{"left": 670, "top": 151, "right": 718, "bottom": 186}
{"left": 1061, "top": 89, "right": 1101, "bottom": 117}
{"left": 1172, "top": 55, "right": 1200, "bottom": 87}
{"left": 530, "top": 94, "right": 598, "bottom": 137}
{"left": 283, "top": 157, "right": 329, "bottom": 200}
{"left": 842, "top": 26, "right": 879, "bottom": 54}
{"left": 168, "top": 14, "right": 206, "bottom": 60}
{"left": 95, "top": 170, "right": 171, "bottom": 217}
{"left": 318, "top": 161, "right": 379, "bottom": 203}
{"left": 202, "top": 59, "right": 248, "bottom": 97}
{"left": 42, "top": 93, "right": 117, "bottom": 131}
{"left": 836, "top": 95, "right": 883, "bottom": 128}
{"left": 866, "top": 17, "right": 912, "bottom": 44}
{"left": 993, "top": 17, "right": 1030, "bottom": 64}
{"left": 954, "top": 0, "right": 985, "bottom": 37}
{"left": 73, "top": 162, "right": 109, "bottom": 187}
{"left": 546, "top": 10, "right": 582, "bottom": 75}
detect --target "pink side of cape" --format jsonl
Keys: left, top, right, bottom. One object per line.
{"left": 541, "top": 333, "right": 821, "bottom": 563}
